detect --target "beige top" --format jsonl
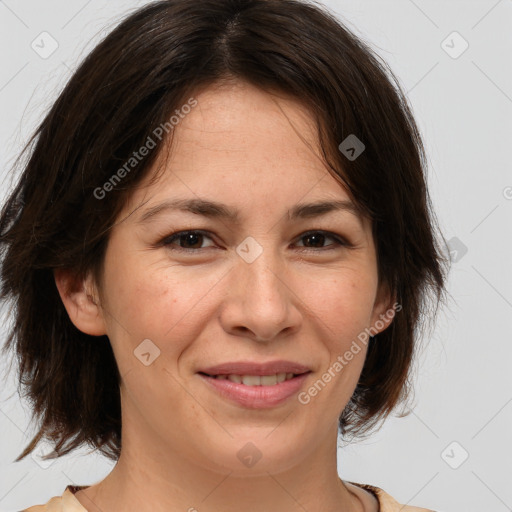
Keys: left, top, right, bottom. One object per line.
{"left": 21, "top": 481, "right": 436, "bottom": 511}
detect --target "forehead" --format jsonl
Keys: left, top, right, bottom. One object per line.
{"left": 123, "top": 80, "right": 365, "bottom": 227}
{"left": 187, "top": 80, "right": 315, "bottom": 131}
{"left": 173, "top": 81, "right": 322, "bottom": 167}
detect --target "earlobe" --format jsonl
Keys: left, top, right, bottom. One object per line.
{"left": 53, "top": 268, "right": 107, "bottom": 336}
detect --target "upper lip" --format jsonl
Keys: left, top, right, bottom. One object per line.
{"left": 198, "top": 360, "right": 312, "bottom": 376}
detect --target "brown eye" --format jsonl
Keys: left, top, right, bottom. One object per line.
{"left": 162, "top": 230, "right": 215, "bottom": 251}
{"left": 159, "top": 229, "right": 349, "bottom": 254}
{"left": 295, "top": 231, "right": 347, "bottom": 251}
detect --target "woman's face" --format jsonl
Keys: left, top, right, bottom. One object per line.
{"left": 81, "top": 80, "right": 394, "bottom": 475}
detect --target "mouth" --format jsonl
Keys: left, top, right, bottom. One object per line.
{"left": 197, "top": 360, "right": 311, "bottom": 377}
{"left": 197, "top": 372, "right": 306, "bottom": 386}
{"left": 197, "top": 369, "right": 312, "bottom": 409}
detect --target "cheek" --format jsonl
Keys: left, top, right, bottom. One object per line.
{"left": 101, "top": 244, "right": 221, "bottom": 355}
{"left": 304, "top": 269, "right": 377, "bottom": 338}
{"left": 303, "top": 271, "right": 375, "bottom": 394}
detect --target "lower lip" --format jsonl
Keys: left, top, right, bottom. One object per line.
{"left": 198, "top": 373, "right": 311, "bottom": 408}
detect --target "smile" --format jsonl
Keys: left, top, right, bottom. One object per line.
{"left": 198, "top": 372, "right": 311, "bottom": 408}
{"left": 201, "top": 372, "right": 298, "bottom": 385}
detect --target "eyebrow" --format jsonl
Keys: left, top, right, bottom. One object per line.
{"left": 137, "top": 198, "right": 363, "bottom": 225}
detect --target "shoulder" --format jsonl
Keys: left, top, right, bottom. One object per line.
{"left": 20, "top": 486, "right": 88, "bottom": 512}
{"left": 346, "top": 480, "right": 437, "bottom": 512}
{"left": 21, "top": 496, "right": 62, "bottom": 512}
{"left": 21, "top": 496, "right": 61, "bottom": 512}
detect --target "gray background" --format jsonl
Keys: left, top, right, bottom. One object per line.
{"left": 0, "top": 1, "right": 511, "bottom": 511}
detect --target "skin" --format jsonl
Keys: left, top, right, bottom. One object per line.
{"left": 55, "top": 79, "right": 395, "bottom": 512}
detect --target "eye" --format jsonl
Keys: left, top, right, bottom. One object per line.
{"left": 159, "top": 229, "right": 349, "bottom": 253}
{"left": 161, "top": 230, "right": 216, "bottom": 252}
{"left": 293, "top": 230, "right": 348, "bottom": 252}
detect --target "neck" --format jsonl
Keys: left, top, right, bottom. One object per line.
{"left": 75, "top": 390, "right": 367, "bottom": 512}
{"left": 76, "top": 427, "right": 365, "bottom": 512}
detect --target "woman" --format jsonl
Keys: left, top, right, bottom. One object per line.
{"left": 0, "top": 1, "right": 448, "bottom": 511}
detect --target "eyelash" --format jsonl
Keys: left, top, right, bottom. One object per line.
{"left": 158, "top": 229, "right": 351, "bottom": 254}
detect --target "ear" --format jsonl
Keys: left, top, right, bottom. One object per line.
{"left": 369, "top": 279, "right": 398, "bottom": 335}
{"left": 53, "top": 268, "right": 107, "bottom": 336}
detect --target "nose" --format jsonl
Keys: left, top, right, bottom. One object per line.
{"left": 219, "top": 245, "right": 302, "bottom": 343}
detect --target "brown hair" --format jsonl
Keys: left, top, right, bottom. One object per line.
{"left": 0, "top": 0, "right": 449, "bottom": 462}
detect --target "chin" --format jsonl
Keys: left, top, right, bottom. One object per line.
{"left": 195, "top": 435, "right": 306, "bottom": 476}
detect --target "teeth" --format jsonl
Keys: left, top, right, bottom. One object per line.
{"left": 242, "top": 375, "right": 263, "bottom": 386}
{"left": 214, "top": 373, "right": 296, "bottom": 385}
